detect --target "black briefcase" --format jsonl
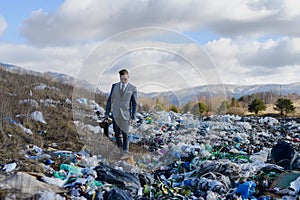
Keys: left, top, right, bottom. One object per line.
{"left": 103, "top": 119, "right": 109, "bottom": 137}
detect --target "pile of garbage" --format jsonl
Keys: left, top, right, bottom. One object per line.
{"left": 1, "top": 111, "right": 300, "bottom": 199}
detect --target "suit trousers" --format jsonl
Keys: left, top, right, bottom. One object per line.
{"left": 112, "top": 118, "right": 129, "bottom": 151}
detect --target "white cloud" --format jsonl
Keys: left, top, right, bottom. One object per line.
{"left": 20, "top": 0, "right": 300, "bottom": 46}
{"left": 204, "top": 37, "right": 300, "bottom": 85}
{"left": 0, "top": 15, "right": 8, "bottom": 37}
{"left": 0, "top": 43, "right": 95, "bottom": 76}
{"left": 240, "top": 37, "right": 300, "bottom": 67}
{"left": 210, "top": 0, "right": 300, "bottom": 37}
{"left": 205, "top": 36, "right": 300, "bottom": 70}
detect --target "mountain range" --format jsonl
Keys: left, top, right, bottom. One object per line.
{"left": 1, "top": 62, "right": 300, "bottom": 105}
{"left": 144, "top": 82, "right": 300, "bottom": 105}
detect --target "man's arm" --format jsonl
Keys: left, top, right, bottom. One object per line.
{"left": 105, "top": 84, "right": 115, "bottom": 117}
{"left": 130, "top": 87, "right": 137, "bottom": 120}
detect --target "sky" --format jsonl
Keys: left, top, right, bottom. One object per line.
{"left": 0, "top": 0, "right": 300, "bottom": 93}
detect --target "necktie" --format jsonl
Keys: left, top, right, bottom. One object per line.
{"left": 121, "top": 83, "right": 125, "bottom": 91}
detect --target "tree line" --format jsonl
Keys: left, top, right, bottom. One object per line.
{"left": 144, "top": 92, "right": 298, "bottom": 116}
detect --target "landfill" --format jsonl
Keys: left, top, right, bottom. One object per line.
{"left": 1, "top": 108, "right": 300, "bottom": 199}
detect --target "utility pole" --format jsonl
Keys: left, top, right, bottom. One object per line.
{"left": 279, "top": 84, "right": 282, "bottom": 97}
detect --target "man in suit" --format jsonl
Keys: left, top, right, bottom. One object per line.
{"left": 105, "top": 69, "right": 137, "bottom": 156}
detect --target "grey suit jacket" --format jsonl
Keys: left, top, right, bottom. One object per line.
{"left": 105, "top": 82, "right": 137, "bottom": 121}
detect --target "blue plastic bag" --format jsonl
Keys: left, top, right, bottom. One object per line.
{"left": 235, "top": 181, "right": 257, "bottom": 200}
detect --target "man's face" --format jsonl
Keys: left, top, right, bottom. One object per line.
{"left": 120, "top": 74, "right": 129, "bottom": 84}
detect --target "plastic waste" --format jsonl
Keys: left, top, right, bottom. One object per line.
{"left": 292, "top": 157, "right": 300, "bottom": 170}
{"left": 60, "top": 163, "right": 82, "bottom": 176}
{"left": 18, "top": 123, "right": 33, "bottom": 135}
{"left": 235, "top": 181, "right": 256, "bottom": 200}
{"left": 206, "top": 191, "right": 221, "bottom": 200}
{"left": 53, "top": 170, "right": 67, "bottom": 180}
{"left": 250, "top": 148, "right": 270, "bottom": 163}
{"left": 290, "top": 175, "right": 300, "bottom": 193}
{"left": 259, "top": 117, "right": 279, "bottom": 126}
{"left": 79, "top": 155, "right": 99, "bottom": 167}
{"left": 45, "top": 159, "right": 54, "bottom": 165}
{"left": 33, "top": 145, "right": 43, "bottom": 154}
{"left": 105, "top": 187, "right": 133, "bottom": 200}
{"left": 87, "top": 179, "right": 102, "bottom": 188}
{"left": 283, "top": 197, "right": 297, "bottom": 200}
{"left": 39, "top": 163, "right": 55, "bottom": 174}
{"left": 70, "top": 187, "right": 81, "bottom": 197}
{"left": 4, "top": 116, "right": 18, "bottom": 125}
{"left": 257, "top": 196, "right": 273, "bottom": 200}
{"left": 197, "top": 177, "right": 227, "bottom": 194}
{"left": 18, "top": 99, "right": 39, "bottom": 108}
{"left": 41, "top": 176, "right": 66, "bottom": 188}
{"left": 94, "top": 163, "right": 141, "bottom": 196}
{"left": 31, "top": 111, "right": 47, "bottom": 124}
{"left": 77, "top": 98, "right": 88, "bottom": 105}
{"left": 7, "top": 110, "right": 300, "bottom": 199}
{"left": 145, "top": 117, "right": 152, "bottom": 124}
{"left": 66, "top": 98, "right": 72, "bottom": 104}
{"left": 64, "top": 177, "right": 88, "bottom": 188}
{"left": 1, "top": 162, "right": 17, "bottom": 172}
{"left": 271, "top": 141, "right": 296, "bottom": 169}
{"left": 40, "top": 98, "right": 61, "bottom": 107}
{"left": 35, "top": 191, "right": 65, "bottom": 200}
{"left": 52, "top": 150, "right": 78, "bottom": 163}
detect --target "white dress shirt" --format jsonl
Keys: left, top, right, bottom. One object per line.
{"left": 120, "top": 82, "right": 128, "bottom": 91}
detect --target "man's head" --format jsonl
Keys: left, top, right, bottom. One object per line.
{"left": 119, "top": 69, "right": 129, "bottom": 84}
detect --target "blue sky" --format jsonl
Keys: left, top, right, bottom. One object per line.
{"left": 0, "top": 0, "right": 63, "bottom": 43}
{"left": 0, "top": 0, "right": 300, "bottom": 92}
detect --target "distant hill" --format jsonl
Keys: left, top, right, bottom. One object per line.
{"left": 0, "top": 63, "right": 101, "bottom": 94}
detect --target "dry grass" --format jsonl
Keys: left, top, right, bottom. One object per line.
{"left": 0, "top": 66, "right": 107, "bottom": 171}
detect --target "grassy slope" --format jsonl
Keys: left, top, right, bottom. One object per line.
{"left": 0, "top": 66, "right": 107, "bottom": 171}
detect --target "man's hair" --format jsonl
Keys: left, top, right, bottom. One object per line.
{"left": 119, "top": 69, "right": 129, "bottom": 76}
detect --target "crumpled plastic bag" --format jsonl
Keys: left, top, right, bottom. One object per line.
{"left": 235, "top": 181, "right": 256, "bottom": 200}
{"left": 196, "top": 160, "right": 241, "bottom": 182}
{"left": 31, "top": 111, "right": 47, "bottom": 124}
{"left": 34, "top": 191, "right": 65, "bottom": 200}
{"left": 94, "top": 163, "right": 141, "bottom": 196}
{"left": 271, "top": 141, "right": 296, "bottom": 169}
{"left": 104, "top": 187, "right": 133, "bottom": 200}
{"left": 197, "top": 177, "right": 227, "bottom": 194}
{"left": 41, "top": 176, "right": 66, "bottom": 188}
{"left": 1, "top": 162, "right": 17, "bottom": 173}
{"left": 290, "top": 175, "right": 300, "bottom": 194}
